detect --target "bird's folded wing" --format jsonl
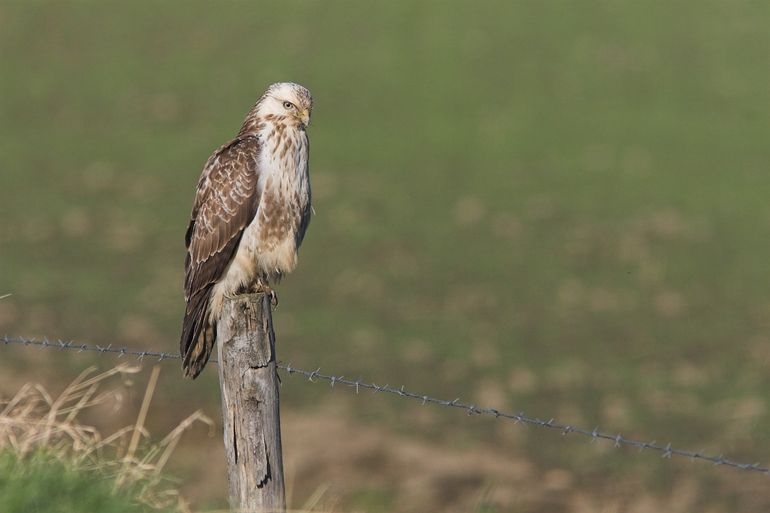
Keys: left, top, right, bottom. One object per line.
{"left": 184, "top": 136, "right": 262, "bottom": 300}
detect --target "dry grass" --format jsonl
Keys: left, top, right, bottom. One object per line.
{"left": 0, "top": 362, "right": 340, "bottom": 513}
{"left": 0, "top": 364, "right": 212, "bottom": 512}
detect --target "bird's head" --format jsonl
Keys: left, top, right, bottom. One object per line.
{"left": 258, "top": 82, "right": 313, "bottom": 128}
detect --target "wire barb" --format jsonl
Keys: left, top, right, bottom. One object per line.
{"left": 2, "top": 333, "right": 768, "bottom": 476}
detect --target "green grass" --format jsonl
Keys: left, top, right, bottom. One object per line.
{"left": 0, "top": 450, "right": 174, "bottom": 513}
{"left": 1, "top": 1, "right": 769, "bottom": 511}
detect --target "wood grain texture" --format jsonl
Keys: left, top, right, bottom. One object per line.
{"left": 217, "top": 294, "right": 285, "bottom": 512}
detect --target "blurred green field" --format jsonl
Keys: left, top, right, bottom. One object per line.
{"left": 2, "top": 1, "right": 770, "bottom": 511}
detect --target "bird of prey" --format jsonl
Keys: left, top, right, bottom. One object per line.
{"left": 180, "top": 82, "right": 313, "bottom": 378}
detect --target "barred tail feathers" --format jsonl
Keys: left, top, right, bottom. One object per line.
{"left": 180, "top": 288, "right": 217, "bottom": 379}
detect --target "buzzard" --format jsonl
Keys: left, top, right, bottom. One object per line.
{"left": 180, "top": 83, "right": 313, "bottom": 378}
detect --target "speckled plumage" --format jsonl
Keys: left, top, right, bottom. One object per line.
{"left": 180, "top": 83, "right": 313, "bottom": 378}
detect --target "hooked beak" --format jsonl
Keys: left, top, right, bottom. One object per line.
{"left": 299, "top": 109, "right": 310, "bottom": 127}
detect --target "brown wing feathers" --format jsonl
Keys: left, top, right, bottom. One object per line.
{"left": 180, "top": 136, "right": 261, "bottom": 378}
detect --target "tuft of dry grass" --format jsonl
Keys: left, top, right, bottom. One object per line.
{"left": 0, "top": 364, "right": 212, "bottom": 512}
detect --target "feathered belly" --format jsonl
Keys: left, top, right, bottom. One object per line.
{"left": 208, "top": 218, "right": 298, "bottom": 321}
{"left": 229, "top": 214, "right": 299, "bottom": 283}
{"left": 250, "top": 228, "right": 298, "bottom": 275}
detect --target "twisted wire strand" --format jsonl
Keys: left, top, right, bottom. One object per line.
{"left": 3, "top": 334, "right": 768, "bottom": 475}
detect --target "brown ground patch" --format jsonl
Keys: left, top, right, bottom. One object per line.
{"left": 176, "top": 403, "right": 770, "bottom": 513}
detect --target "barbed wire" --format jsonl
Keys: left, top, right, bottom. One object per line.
{"left": 3, "top": 333, "right": 768, "bottom": 476}
{"left": 2, "top": 334, "right": 190, "bottom": 363}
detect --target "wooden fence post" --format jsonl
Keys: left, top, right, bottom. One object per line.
{"left": 216, "top": 293, "right": 286, "bottom": 513}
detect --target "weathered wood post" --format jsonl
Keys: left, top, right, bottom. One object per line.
{"left": 216, "top": 293, "right": 285, "bottom": 513}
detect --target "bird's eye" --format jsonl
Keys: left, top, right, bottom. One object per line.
{"left": 283, "top": 101, "right": 295, "bottom": 109}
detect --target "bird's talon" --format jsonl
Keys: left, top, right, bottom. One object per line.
{"left": 252, "top": 282, "right": 279, "bottom": 309}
